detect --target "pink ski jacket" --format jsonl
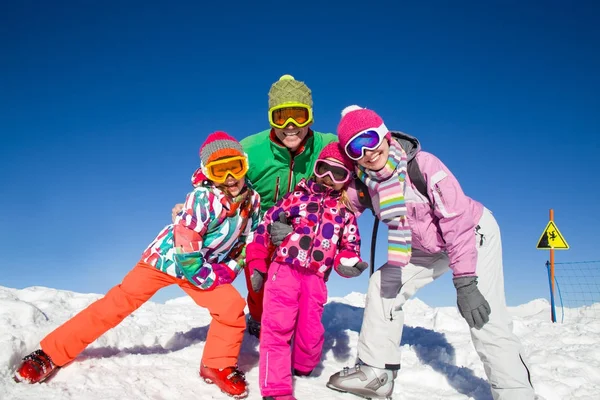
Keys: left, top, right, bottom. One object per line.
{"left": 348, "top": 132, "right": 484, "bottom": 278}
{"left": 247, "top": 178, "right": 362, "bottom": 278}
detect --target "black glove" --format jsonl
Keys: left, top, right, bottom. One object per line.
{"left": 337, "top": 261, "right": 369, "bottom": 277}
{"left": 270, "top": 212, "right": 292, "bottom": 246}
{"left": 250, "top": 270, "right": 265, "bottom": 292}
{"left": 453, "top": 276, "right": 491, "bottom": 330}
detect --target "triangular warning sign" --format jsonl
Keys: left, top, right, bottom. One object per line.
{"left": 537, "top": 221, "right": 569, "bottom": 250}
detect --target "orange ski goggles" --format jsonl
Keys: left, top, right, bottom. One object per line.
{"left": 268, "top": 103, "right": 313, "bottom": 129}
{"left": 204, "top": 156, "right": 249, "bottom": 183}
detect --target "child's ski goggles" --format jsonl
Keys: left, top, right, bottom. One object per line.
{"left": 268, "top": 103, "right": 313, "bottom": 129}
{"left": 204, "top": 156, "right": 249, "bottom": 183}
{"left": 313, "top": 159, "right": 352, "bottom": 184}
{"left": 344, "top": 124, "right": 389, "bottom": 161}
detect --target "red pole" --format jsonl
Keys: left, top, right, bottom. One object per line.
{"left": 549, "top": 208, "right": 555, "bottom": 322}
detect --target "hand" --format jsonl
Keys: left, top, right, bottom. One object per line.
{"left": 250, "top": 270, "right": 265, "bottom": 292}
{"left": 172, "top": 203, "right": 184, "bottom": 223}
{"left": 355, "top": 261, "right": 369, "bottom": 272}
{"left": 270, "top": 212, "right": 292, "bottom": 246}
{"left": 453, "top": 276, "right": 491, "bottom": 330}
{"left": 337, "top": 261, "right": 368, "bottom": 278}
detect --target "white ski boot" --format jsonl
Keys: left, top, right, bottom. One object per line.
{"left": 327, "top": 364, "right": 395, "bottom": 399}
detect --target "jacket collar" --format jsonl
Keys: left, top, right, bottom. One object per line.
{"left": 269, "top": 128, "right": 314, "bottom": 157}
{"left": 297, "top": 178, "right": 342, "bottom": 199}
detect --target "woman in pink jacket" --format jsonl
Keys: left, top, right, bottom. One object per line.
{"left": 326, "top": 106, "right": 536, "bottom": 400}
{"left": 246, "top": 142, "right": 368, "bottom": 400}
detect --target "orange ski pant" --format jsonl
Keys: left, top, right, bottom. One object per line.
{"left": 41, "top": 261, "right": 246, "bottom": 369}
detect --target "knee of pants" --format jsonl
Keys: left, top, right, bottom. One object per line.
{"left": 107, "top": 285, "right": 151, "bottom": 311}
{"left": 262, "top": 302, "right": 299, "bottom": 338}
{"left": 210, "top": 292, "right": 246, "bottom": 324}
{"left": 296, "top": 323, "right": 325, "bottom": 352}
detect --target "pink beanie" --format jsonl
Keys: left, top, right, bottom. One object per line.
{"left": 337, "top": 105, "right": 389, "bottom": 151}
{"left": 317, "top": 142, "right": 355, "bottom": 171}
{"left": 199, "top": 131, "right": 245, "bottom": 166}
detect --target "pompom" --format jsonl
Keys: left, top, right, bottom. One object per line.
{"left": 341, "top": 105, "right": 363, "bottom": 117}
{"left": 279, "top": 74, "right": 295, "bottom": 81}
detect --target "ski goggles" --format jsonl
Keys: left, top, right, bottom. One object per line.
{"left": 268, "top": 103, "right": 313, "bottom": 129}
{"left": 313, "top": 159, "right": 352, "bottom": 184}
{"left": 203, "top": 156, "right": 249, "bottom": 183}
{"left": 344, "top": 123, "right": 389, "bottom": 161}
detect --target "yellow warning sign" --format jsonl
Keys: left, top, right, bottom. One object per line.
{"left": 537, "top": 221, "right": 569, "bottom": 250}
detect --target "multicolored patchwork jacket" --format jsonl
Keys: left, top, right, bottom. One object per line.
{"left": 141, "top": 173, "right": 261, "bottom": 290}
{"left": 246, "top": 178, "right": 362, "bottom": 278}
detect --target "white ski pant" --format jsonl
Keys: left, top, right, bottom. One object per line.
{"left": 357, "top": 208, "right": 535, "bottom": 400}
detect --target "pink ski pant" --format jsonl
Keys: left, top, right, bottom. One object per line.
{"left": 258, "top": 261, "right": 328, "bottom": 397}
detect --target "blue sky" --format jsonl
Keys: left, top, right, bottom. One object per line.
{"left": 1, "top": 1, "right": 598, "bottom": 307}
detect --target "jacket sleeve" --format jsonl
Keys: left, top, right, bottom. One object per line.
{"left": 419, "top": 152, "right": 479, "bottom": 277}
{"left": 334, "top": 210, "right": 363, "bottom": 276}
{"left": 246, "top": 191, "right": 294, "bottom": 274}
{"left": 219, "top": 191, "right": 263, "bottom": 282}
{"left": 173, "top": 187, "right": 219, "bottom": 290}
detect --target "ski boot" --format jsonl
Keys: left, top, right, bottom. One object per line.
{"left": 246, "top": 314, "right": 261, "bottom": 339}
{"left": 14, "top": 349, "right": 58, "bottom": 384}
{"left": 200, "top": 364, "right": 248, "bottom": 398}
{"left": 327, "top": 363, "right": 395, "bottom": 399}
{"left": 293, "top": 368, "right": 312, "bottom": 377}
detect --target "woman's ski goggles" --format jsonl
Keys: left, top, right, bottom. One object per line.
{"left": 344, "top": 124, "right": 389, "bottom": 161}
{"left": 268, "top": 103, "right": 313, "bottom": 129}
{"left": 313, "top": 159, "right": 351, "bottom": 184}
{"left": 204, "top": 156, "right": 249, "bottom": 183}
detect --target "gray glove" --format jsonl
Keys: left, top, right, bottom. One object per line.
{"left": 270, "top": 212, "right": 292, "bottom": 246}
{"left": 337, "top": 261, "right": 369, "bottom": 277}
{"left": 453, "top": 276, "right": 491, "bottom": 330}
{"left": 250, "top": 270, "right": 265, "bottom": 292}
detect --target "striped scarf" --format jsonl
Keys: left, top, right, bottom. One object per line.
{"left": 356, "top": 140, "right": 412, "bottom": 267}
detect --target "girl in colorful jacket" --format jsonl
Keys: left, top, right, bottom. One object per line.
{"left": 246, "top": 142, "right": 368, "bottom": 400}
{"left": 327, "top": 107, "right": 536, "bottom": 400}
{"left": 14, "top": 131, "right": 261, "bottom": 399}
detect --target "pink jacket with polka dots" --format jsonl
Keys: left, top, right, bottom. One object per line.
{"left": 246, "top": 178, "right": 362, "bottom": 279}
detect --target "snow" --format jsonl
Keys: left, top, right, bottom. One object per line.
{"left": 1, "top": 286, "right": 599, "bottom": 400}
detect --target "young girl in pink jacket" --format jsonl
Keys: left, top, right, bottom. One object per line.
{"left": 245, "top": 142, "right": 367, "bottom": 400}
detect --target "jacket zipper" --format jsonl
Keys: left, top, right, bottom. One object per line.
{"left": 274, "top": 177, "right": 280, "bottom": 203}
{"left": 287, "top": 158, "right": 294, "bottom": 193}
{"left": 305, "top": 194, "right": 326, "bottom": 267}
{"left": 271, "top": 262, "right": 282, "bottom": 281}
{"left": 273, "top": 156, "right": 293, "bottom": 204}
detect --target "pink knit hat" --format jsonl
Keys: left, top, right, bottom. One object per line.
{"left": 317, "top": 142, "right": 354, "bottom": 171}
{"left": 337, "top": 105, "right": 390, "bottom": 152}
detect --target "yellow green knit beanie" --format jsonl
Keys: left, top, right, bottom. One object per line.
{"left": 268, "top": 74, "right": 313, "bottom": 109}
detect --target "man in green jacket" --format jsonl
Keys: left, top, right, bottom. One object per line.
{"left": 241, "top": 74, "right": 336, "bottom": 338}
{"left": 172, "top": 75, "right": 336, "bottom": 338}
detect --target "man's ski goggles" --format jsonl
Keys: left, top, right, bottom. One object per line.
{"left": 204, "top": 156, "right": 249, "bottom": 183}
{"left": 344, "top": 124, "right": 389, "bottom": 161}
{"left": 314, "top": 159, "right": 352, "bottom": 184}
{"left": 268, "top": 103, "right": 313, "bottom": 129}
